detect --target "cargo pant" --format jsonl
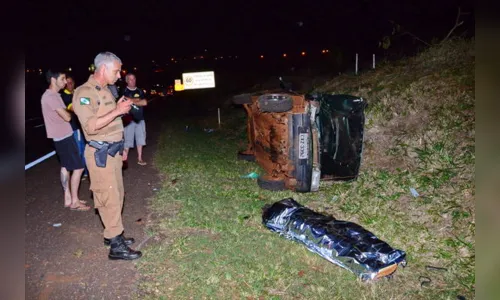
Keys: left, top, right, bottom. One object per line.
{"left": 84, "top": 145, "right": 125, "bottom": 239}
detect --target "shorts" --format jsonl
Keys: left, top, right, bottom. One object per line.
{"left": 124, "top": 120, "right": 146, "bottom": 149}
{"left": 72, "top": 129, "right": 88, "bottom": 174}
{"left": 54, "top": 135, "right": 85, "bottom": 171}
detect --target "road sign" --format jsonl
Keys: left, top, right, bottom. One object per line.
{"left": 174, "top": 79, "right": 184, "bottom": 91}
{"left": 182, "top": 71, "right": 215, "bottom": 90}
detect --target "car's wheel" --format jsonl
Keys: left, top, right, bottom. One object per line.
{"left": 258, "top": 94, "right": 293, "bottom": 113}
{"left": 232, "top": 93, "right": 253, "bottom": 104}
{"left": 257, "top": 177, "right": 287, "bottom": 191}
{"left": 237, "top": 151, "right": 256, "bottom": 162}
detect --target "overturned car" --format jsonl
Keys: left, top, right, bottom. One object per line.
{"left": 233, "top": 79, "right": 367, "bottom": 192}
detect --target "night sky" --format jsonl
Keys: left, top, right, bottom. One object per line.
{"left": 26, "top": 0, "right": 474, "bottom": 70}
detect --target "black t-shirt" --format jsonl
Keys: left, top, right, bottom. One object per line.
{"left": 60, "top": 89, "right": 80, "bottom": 131}
{"left": 122, "top": 87, "right": 145, "bottom": 121}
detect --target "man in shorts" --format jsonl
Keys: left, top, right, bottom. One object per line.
{"left": 60, "top": 75, "right": 88, "bottom": 178}
{"left": 41, "top": 70, "right": 90, "bottom": 211}
{"left": 122, "top": 73, "right": 148, "bottom": 165}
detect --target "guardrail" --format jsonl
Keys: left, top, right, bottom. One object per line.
{"left": 25, "top": 151, "right": 56, "bottom": 170}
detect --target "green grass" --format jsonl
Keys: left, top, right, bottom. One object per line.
{"left": 135, "top": 39, "right": 474, "bottom": 299}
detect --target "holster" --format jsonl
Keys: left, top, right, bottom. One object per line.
{"left": 89, "top": 140, "right": 124, "bottom": 168}
{"left": 108, "top": 140, "right": 124, "bottom": 157}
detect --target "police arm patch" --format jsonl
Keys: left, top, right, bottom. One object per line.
{"left": 80, "top": 97, "right": 91, "bottom": 105}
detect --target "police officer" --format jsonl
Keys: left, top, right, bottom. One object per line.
{"left": 72, "top": 52, "right": 142, "bottom": 260}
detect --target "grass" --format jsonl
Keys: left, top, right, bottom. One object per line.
{"left": 135, "top": 38, "right": 475, "bottom": 299}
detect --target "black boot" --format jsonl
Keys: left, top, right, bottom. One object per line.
{"left": 108, "top": 235, "right": 142, "bottom": 260}
{"left": 104, "top": 232, "right": 135, "bottom": 246}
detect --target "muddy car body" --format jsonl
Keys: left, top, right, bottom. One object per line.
{"left": 234, "top": 86, "right": 367, "bottom": 193}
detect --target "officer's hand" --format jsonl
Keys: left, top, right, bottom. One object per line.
{"left": 116, "top": 96, "right": 132, "bottom": 115}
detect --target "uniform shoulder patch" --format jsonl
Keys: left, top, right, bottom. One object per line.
{"left": 80, "top": 97, "right": 91, "bottom": 105}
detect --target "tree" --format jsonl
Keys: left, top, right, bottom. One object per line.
{"left": 378, "top": 7, "right": 470, "bottom": 50}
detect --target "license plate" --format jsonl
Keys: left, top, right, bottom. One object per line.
{"left": 299, "top": 133, "right": 309, "bottom": 159}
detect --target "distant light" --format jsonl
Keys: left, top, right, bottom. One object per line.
{"left": 193, "top": 57, "right": 197, "bottom": 60}
{"left": 26, "top": 69, "right": 29, "bottom": 73}
{"left": 134, "top": 67, "right": 137, "bottom": 70}
{"left": 171, "top": 58, "right": 174, "bottom": 61}
{"left": 235, "top": 56, "right": 238, "bottom": 59}
{"left": 200, "top": 56, "right": 204, "bottom": 59}
{"left": 322, "top": 50, "right": 326, "bottom": 54}
{"left": 68, "top": 67, "right": 72, "bottom": 71}
{"left": 283, "top": 53, "right": 287, "bottom": 58}
{"left": 260, "top": 55, "right": 264, "bottom": 59}
{"left": 220, "top": 56, "right": 223, "bottom": 59}
{"left": 204, "top": 49, "right": 208, "bottom": 52}
{"left": 326, "top": 49, "right": 330, "bottom": 53}
{"left": 301, "top": 51, "right": 306, "bottom": 56}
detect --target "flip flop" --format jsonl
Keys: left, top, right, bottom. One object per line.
{"left": 64, "top": 200, "right": 88, "bottom": 208}
{"left": 137, "top": 161, "right": 147, "bottom": 166}
{"left": 69, "top": 204, "right": 91, "bottom": 211}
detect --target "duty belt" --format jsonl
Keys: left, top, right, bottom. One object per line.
{"left": 88, "top": 140, "right": 124, "bottom": 168}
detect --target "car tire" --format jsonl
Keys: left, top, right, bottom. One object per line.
{"left": 232, "top": 93, "right": 253, "bottom": 105}
{"left": 258, "top": 94, "right": 293, "bottom": 113}
{"left": 237, "top": 152, "right": 256, "bottom": 162}
{"left": 257, "top": 177, "right": 287, "bottom": 191}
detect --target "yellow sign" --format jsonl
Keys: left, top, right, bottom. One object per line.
{"left": 174, "top": 79, "right": 184, "bottom": 91}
